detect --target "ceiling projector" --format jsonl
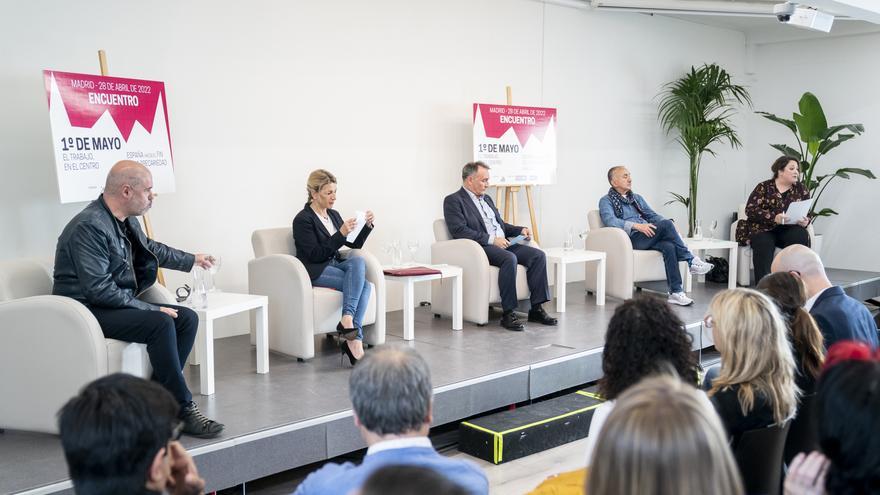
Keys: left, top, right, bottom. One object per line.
{"left": 773, "top": 3, "right": 835, "bottom": 32}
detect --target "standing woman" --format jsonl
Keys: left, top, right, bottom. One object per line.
{"left": 736, "top": 156, "right": 811, "bottom": 285}
{"left": 293, "top": 169, "right": 374, "bottom": 365}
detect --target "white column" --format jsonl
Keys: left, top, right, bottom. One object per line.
{"left": 727, "top": 245, "right": 738, "bottom": 289}
{"left": 556, "top": 261, "right": 567, "bottom": 313}
{"left": 255, "top": 303, "right": 269, "bottom": 374}
{"left": 403, "top": 279, "right": 415, "bottom": 341}
{"left": 198, "top": 317, "right": 215, "bottom": 396}
{"left": 452, "top": 273, "right": 463, "bottom": 331}
{"left": 596, "top": 257, "right": 606, "bottom": 306}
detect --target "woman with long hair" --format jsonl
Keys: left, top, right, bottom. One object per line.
{"left": 706, "top": 288, "right": 799, "bottom": 443}
{"left": 584, "top": 294, "right": 701, "bottom": 465}
{"left": 587, "top": 375, "right": 744, "bottom": 495}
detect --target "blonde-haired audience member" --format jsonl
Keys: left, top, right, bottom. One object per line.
{"left": 587, "top": 375, "right": 744, "bottom": 495}
{"left": 706, "top": 288, "right": 799, "bottom": 443}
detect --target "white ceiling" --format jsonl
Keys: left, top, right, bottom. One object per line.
{"left": 664, "top": 13, "right": 880, "bottom": 44}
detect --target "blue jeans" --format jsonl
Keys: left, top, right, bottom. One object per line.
{"left": 630, "top": 219, "right": 693, "bottom": 293}
{"left": 313, "top": 256, "right": 371, "bottom": 340}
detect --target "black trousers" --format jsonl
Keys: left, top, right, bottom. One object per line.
{"left": 89, "top": 304, "right": 198, "bottom": 405}
{"left": 750, "top": 225, "right": 811, "bottom": 285}
{"left": 483, "top": 243, "right": 550, "bottom": 312}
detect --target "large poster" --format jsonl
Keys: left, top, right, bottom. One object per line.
{"left": 473, "top": 103, "right": 557, "bottom": 186}
{"left": 44, "top": 70, "right": 175, "bottom": 203}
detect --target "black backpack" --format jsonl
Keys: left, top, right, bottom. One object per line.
{"left": 705, "top": 255, "right": 729, "bottom": 284}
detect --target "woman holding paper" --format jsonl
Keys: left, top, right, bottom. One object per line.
{"left": 293, "top": 169, "right": 374, "bottom": 365}
{"left": 736, "top": 156, "right": 810, "bottom": 285}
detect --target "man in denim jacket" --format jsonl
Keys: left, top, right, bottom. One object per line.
{"left": 598, "top": 166, "right": 713, "bottom": 306}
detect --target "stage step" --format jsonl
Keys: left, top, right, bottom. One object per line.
{"left": 458, "top": 391, "right": 604, "bottom": 465}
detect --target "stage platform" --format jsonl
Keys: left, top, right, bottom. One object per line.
{"left": 4, "top": 268, "right": 879, "bottom": 495}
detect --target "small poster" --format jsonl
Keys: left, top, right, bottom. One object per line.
{"left": 44, "top": 70, "right": 175, "bottom": 203}
{"left": 473, "top": 103, "right": 557, "bottom": 185}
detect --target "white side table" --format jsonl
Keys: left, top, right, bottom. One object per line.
{"left": 682, "top": 238, "right": 738, "bottom": 292}
{"left": 544, "top": 248, "right": 606, "bottom": 312}
{"left": 384, "top": 264, "right": 462, "bottom": 341}
{"left": 184, "top": 292, "right": 269, "bottom": 396}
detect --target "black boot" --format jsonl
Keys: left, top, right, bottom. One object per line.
{"left": 528, "top": 305, "right": 558, "bottom": 326}
{"left": 180, "top": 401, "right": 224, "bottom": 439}
{"left": 500, "top": 310, "right": 525, "bottom": 331}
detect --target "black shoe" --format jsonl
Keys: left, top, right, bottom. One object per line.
{"left": 528, "top": 306, "right": 558, "bottom": 326}
{"left": 336, "top": 322, "right": 358, "bottom": 341}
{"left": 340, "top": 340, "right": 360, "bottom": 366}
{"left": 180, "top": 401, "right": 224, "bottom": 439}
{"left": 500, "top": 311, "right": 525, "bottom": 331}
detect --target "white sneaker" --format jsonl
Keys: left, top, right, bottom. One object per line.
{"left": 668, "top": 292, "right": 694, "bottom": 306}
{"left": 689, "top": 256, "right": 714, "bottom": 276}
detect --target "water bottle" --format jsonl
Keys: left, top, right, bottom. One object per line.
{"left": 563, "top": 228, "right": 574, "bottom": 251}
{"left": 192, "top": 267, "right": 208, "bottom": 309}
{"left": 693, "top": 220, "right": 703, "bottom": 241}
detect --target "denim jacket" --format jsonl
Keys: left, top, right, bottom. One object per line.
{"left": 598, "top": 192, "right": 664, "bottom": 236}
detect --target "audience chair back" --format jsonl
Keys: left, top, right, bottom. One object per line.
{"left": 252, "top": 227, "right": 297, "bottom": 258}
{"left": 0, "top": 258, "right": 53, "bottom": 301}
{"left": 733, "top": 422, "right": 791, "bottom": 495}
{"left": 783, "top": 393, "right": 818, "bottom": 466}
{"left": 433, "top": 218, "right": 452, "bottom": 242}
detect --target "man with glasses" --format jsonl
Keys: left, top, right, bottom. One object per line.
{"left": 53, "top": 160, "right": 223, "bottom": 438}
{"left": 58, "top": 373, "right": 206, "bottom": 495}
{"left": 442, "top": 161, "right": 557, "bottom": 331}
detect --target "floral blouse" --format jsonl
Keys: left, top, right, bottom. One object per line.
{"left": 735, "top": 179, "right": 810, "bottom": 245}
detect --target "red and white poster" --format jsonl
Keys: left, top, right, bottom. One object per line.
{"left": 473, "top": 103, "right": 557, "bottom": 186}
{"left": 44, "top": 70, "right": 175, "bottom": 203}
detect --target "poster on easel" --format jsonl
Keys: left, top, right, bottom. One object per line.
{"left": 43, "top": 70, "right": 175, "bottom": 203}
{"left": 473, "top": 103, "right": 557, "bottom": 186}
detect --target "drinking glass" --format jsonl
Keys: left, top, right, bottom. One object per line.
{"left": 693, "top": 220, "right": 703, "bottom": 241}
{"left": 563, "top": 228, "right": 574, "bottom": 251}
{"left": 192, "top": 267, "right": 208, "bottom": 309}
{"left": 384, "top": 241, "right": 403, "bottom": 267}
{"left": 407, "top": 240, "right": 420, "bottom": 264}
{"left": 208, "top": 255, "right": 222, "bottom": 292}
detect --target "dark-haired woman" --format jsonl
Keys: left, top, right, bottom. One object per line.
{"left": 736, "top": 156, "right": 811, "bottom": 285}
{"left": 584, "top": 294, "right": 704, "bottom": 466}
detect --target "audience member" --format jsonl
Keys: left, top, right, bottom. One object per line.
{"left": 784, "top": 341, "right": 880, "bottom": 495}
{"left": 706, "top": 288, "right": 799, "bottom": 444}
{"left": 52, "top": 160, "right": 222, "bottom": 438}
{"left": 443, "top": 161, "right": 556, "bottom": 331}
{"left": 757, "top": 272, "right": 825, "bottom": 394}
{"left": 598, "top": 166, "right": 713, "bottom": 306}
{"left": 736, "top": 155, "right": 811, "bottom": 285}
{"left": 293, "top": 345, "right": 487, "bottom": 495}
{"left": 58, "top": 373, "right": 205, "bottom": 495}
{"left": 359, "top": 465, "right": 468, "bottom": 495}
{"left": 584, "top": 294, "right": 702, "bottom": 465}
{"left": 293, "top": 168, "right": 375, "bottom": 364}
{"left": 772, "top": 244, "right": 878, "bottom": 349}
{"left": 586, "top": 375, "right": 744, "bottom": 495}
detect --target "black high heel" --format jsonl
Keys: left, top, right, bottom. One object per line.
{"left": 340, "top": 340, "right": 359, "bottom": 366}
{"left": 336, "top": 322, "right": 359, "bottom": 341}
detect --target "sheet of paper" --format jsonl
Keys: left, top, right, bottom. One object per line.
{"left": 346, "top": 210, "right": 367, "bottom": 243}
{"left": 784, "top": 199, "right": 811, "bottom": 224}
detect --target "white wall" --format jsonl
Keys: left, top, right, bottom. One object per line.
{"left": 0, "top": 0, "right": 749, "bottom": 336}
{"left": 746, "top": 32, "right": 880, "bottom": 272}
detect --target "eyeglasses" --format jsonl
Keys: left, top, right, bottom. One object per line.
{"left": 703, "top": 315, "right": 714, "bottom": 329}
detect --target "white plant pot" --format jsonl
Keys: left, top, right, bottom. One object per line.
{"left": 812, "top": 234, "right": 823, "bottom": 257}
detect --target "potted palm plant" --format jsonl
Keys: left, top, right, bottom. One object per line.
{"left": 757, "top": 92, "right": 875, "bottom": 223}
{"left": 659, "top": 63, "right": 751, "bottom": 237}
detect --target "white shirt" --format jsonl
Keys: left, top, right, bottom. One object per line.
{"left": 313, "top": 209, "right": 337, "bottom": 236}
{"left": 366, "top": 436, "right": 433, "bottom": 456}
{"left": 805, "top": 286, "right": 831, "bottom": 312}
{"left": 464, "top": 188, "right": 505, "bottom": 245}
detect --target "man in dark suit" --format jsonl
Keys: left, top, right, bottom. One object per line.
{"left": 443, "top": 162, "right": 556, "bottom": 331}
{"left": 772, "top": 245, "right": 878, "bottom": 349}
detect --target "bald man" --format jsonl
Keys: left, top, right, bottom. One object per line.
{"left": 53, "top": 161, "right": 224, "bottom": 438}
{"left": 772, "top": 245, "right": 878, "bottom": 349}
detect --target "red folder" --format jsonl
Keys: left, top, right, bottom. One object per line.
{"left": 383, "top": 266, "right": 442, "bottom": 276}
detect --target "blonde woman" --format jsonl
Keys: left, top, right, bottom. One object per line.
{"left": 705, "top": 288, "right": 799, "bottom": 443}
{"left": 293, "top": 169, "right": 374, "bottom": 365}
{"left": 587, "top": 375, "right": 744, "bottom": 495}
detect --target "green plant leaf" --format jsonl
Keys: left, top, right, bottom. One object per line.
{"left": 770, "top": 144, "right": 802, "bottom": 159}
{"left": 830, "top": 167, "right": 877, "bottom": 180}
{"left": 664, "top": 192, "right": 690, "bottom": 208}
{"left": 794, "top": 92, "right": 828, "bottom": 143}
{"left": 757, "top": 111, "right": 797, "bottom": 133}
{"left": 812, "top": 208, "right": 838, "bottom": 217}
{"left": 817, "top": 134, "right": 854, "bottom": 155}
{"left": 821, "top": 124, "right": 864, "bottom": 139}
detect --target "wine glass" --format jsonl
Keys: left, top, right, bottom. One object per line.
{"left": 708, "top": 220, "right": 718, "bottom": 241}
{"left": 208, "top": 255, "right": 222, "bottom": 292}
{"left": 407, "top": 240, "right": 420, "bottom": 264}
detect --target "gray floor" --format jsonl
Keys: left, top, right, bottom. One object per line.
{"left": 3, "top": 268, "right": 877, "bottom": 494}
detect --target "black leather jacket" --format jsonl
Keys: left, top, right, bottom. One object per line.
{"left": 52, "top": 195, "right": 195, "bottom": 311}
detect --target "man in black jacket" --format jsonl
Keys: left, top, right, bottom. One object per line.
{"left": 443, "top": 162, "right": 556, "bottom": 331}
{"left": 53, "top": 160, "right": 223, "bottom": 438}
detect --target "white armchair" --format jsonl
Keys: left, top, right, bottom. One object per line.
{"left": 584, "top": 210, "right": 686, "bottom": 301}
{"left": 730, "top": 204, "right": 816, "bottom": 286}
{"left": 0, "top": 258, "right": 172, "bottom": 434}
{"left": 430, "top": 219, "right": 532, "bottom": 325}
{"left": 248, "top": 228, "right": 385, "bottom": 360}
